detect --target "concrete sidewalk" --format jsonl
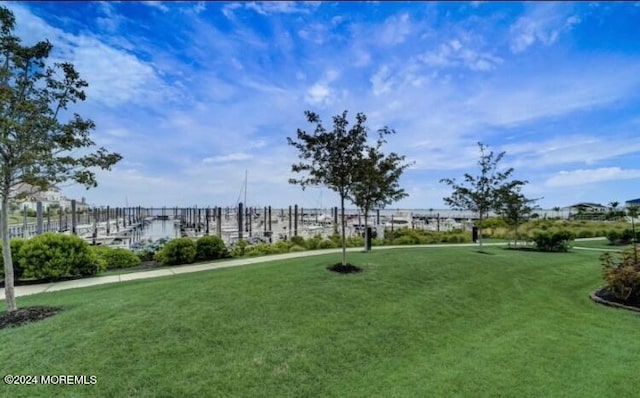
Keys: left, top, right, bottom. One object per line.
{"left": 0, "top": 243, "right": 510, "bottom": 301}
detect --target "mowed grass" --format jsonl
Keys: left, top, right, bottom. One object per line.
{"left": 2, "top": 247, "right": 640, "bottom": 397}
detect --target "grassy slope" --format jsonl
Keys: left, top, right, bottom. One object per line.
{"left": 2, "top": 247, "right": 639, "bottom": 397}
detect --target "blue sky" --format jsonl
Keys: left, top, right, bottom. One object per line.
{"left": 7, "top": 1, "right": 640, "bottom": 209}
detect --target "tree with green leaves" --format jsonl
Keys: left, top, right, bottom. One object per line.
{"left": 440, "top": 142, "right": 524, "bottom": 249}
{"left": 288, "top": 110, "right": 369, "bottom": 268}
{"left": 0, "top": 6, "right": 122, "bottom": 312}
{"left": 350, "top": 130, "right": 412, "bottom": 230}
{"left": 495, "top": 185, "right": 539, "bottom": 247}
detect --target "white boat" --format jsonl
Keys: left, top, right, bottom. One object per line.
{"left": 384, "top": 211, "right": 413, "bottom": 228}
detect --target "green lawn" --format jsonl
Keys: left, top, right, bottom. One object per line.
{"left": 2, "top": 247, "right": 639, "bottom": 397}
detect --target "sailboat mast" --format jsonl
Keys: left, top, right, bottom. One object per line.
{"left": 244, "top": 170, "right": 247, "bottom": 207}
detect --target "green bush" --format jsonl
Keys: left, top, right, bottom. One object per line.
{"left": 304, "top": 235, "right": 323, "bottom": 250}
{"left": 272, "top": 241, "right": 291, "bottom": 253}
{"left": 228, "top": 240, "right": 249, "bottom": 257}
{"left": 155, "top": 238, "right": 197, "bottom": 265}
{"left": 288, "top": 244, "right": 306, "bottom": 253}
{"left": 392, "top": 236, "right": 415, "bottom": 245}
{"left": 0, "top": 238, "right": 26, "bottom": 280}
{"left": 290, "top": 235, "right": 305, "bottom": 247}
{"left": 346, "top": 236, "right": 364, "bottom": 247}
{"left": 607, "top": 229, "right": 639, "bottom": 246}
{"left": 577, "top": 229, "right": 594, "bottom": 238}
{"left": 91, "top": 246, "right": 141, "bottom": 269}
{"left": 601, "top": 247, "right": 640, "bottom": 302}
{"left": 21, "top": 233, "right": 99, "bottom": 279}
{"left": 532, "top": 230, "right": 575, "bottom": 252}
{"left": 196, "top": 235, "right": 227, "bottom": 261}
{"left": 317, "top": 239, "right": 338, "bottom": 249}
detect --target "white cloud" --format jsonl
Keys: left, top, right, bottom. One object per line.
{"left": 141, "top": 1, "right": 169, "bottom": 13}
{"left": 305, "top": 83, "right": 331, "bottom": 105}
{"left": 378, "top": 13, "right": 412, "bottom": 45}
{"left": 509, "top": 4, "right": 581, "bottom": 53}
{"left": 370, "top": 65, "right": 393, "bottom": 96}
{"left": 221, "top": 3, "right": 242, "bottom": 20}
{"left": 244, "top": 1, "right": 319, "bottom": 16}
{"left": 545, "top": 168, "right": 640, "bottom": 187}
{"left": 9, "top": 4, "right": 173, "bottom": 108}
{"left": 420, "top": 39, "right": 503, "bottom": 71}
{"left": 203, "top": 153, "right": 253, "bottom": 164}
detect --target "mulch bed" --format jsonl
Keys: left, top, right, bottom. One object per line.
{"left": 591, "top": 288, "right": 640, "bottom": 313}
{"left": 0, "top": 306, "right": 62, "bottom": 330}
{"left": 327, "top": 263, "right": 363, "bottom": 274}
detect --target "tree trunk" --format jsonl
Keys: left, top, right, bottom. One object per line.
{"left": 2, "top": 190, "right": 17, "bottom": 312}
{"left": 340, "top": 195, "right": 346, "bottom": 266}
{"left": 514, "top": 222, "right": 519, "bottom": 247}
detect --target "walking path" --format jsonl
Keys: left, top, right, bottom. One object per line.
{"left": 0, "top": 243, "right": 508, "bottom": 300}
{"left": 0, "top": 238, "right": 617, "bottom": 301}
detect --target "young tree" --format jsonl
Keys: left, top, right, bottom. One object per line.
{"left": 0, "top": 7, "right": 122, "bottom": 312}
{"left": 495, "top": 185, "right": 539, "bottom": 247}
{"left": 440, "top": 142, "right": 523, "bottom": 249}
{"left": 350, "top": 130, "right": 412, "bottom": 229}
{"left": 287, "top": 110, "right": 368, "bottom": 267}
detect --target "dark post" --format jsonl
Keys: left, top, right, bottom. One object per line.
{"left": 71, "top": 199, "right": 77, "bottom": 235}
{"left": 376, "top": 209, "right": 380, "bottom": 225}
{"left": 294, "top": 204, "right": 298, "bottom": 237}
{"left": 268, "top": 206, "right": 272, "bottom": 242}
{"left": 247, "top": 207, "right": 252, "bottom": 237}
{"left": 36, "top": 201, "right": 43, "bottom": 235}
{"left": 216, "top": 207, "right": 222, "bottom": 238}
{"left": 238, "top": 202, "right": 244, "bottom": 241}
{"left": 205, "top": 208, "right": 210, "bottom": 235}
{"left": 92, "top": 207, "right": 98, "bottom": 245}
{"left": 437, "top": 213, "right": 440, "bottom": 232}
{"left": 106, "top": 205, "right": 111, "bottom": 235}
{"left": 334, "top": 206, "right": 338, "bottom": 225}
{"left": 46, "top": 206, "right": 51, "bottom": 232}
{"left": 288, "top": 206, "right": 292, "bottom": 238}
{"left": 59, "top": 206, "right": 63, "bottom": 232}
{"left": 365, "top": 227, "right": 372, "bottom": 251}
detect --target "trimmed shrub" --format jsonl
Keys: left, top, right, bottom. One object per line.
{"left": 346, "top": 236, "right": 364, "bottom": 247}
{"left": 532, "top": 230, "right": 575, "bottom": 252}
{"left": 196, "top": 235, "right": 227, "bottom": 261}
{"left": 317, "top": 239, "right": 338, "bottom": 249}
{"left": 273, "top": 241, "right": 291, "bottom": 253}
{"left": 0, "top": 238, "right": 27, "bottom": 280}
{"left": 228, "top": 240, "right": 249, "bottom": 257}
{"left": 155, "top": 238, "right": 197, "bottom": 265}
{"left": 608, "top": 229, "right": 639, "bottom": 246}
{"left": 92, "top": 247, "right": 141, "bottom": 269}
{"left": 290, "top": 236, "right": 305, "bottom": 247}
{"left": 304, "top": 235, "right": 323, "bottom": 250}
{"left": 288, "top": 244, "right": 306, "bottom": 253}
{"left": 21, "top": 233, "right": 99, "bottom": 279}
{"left": 601, "top": 247, "right": 640, "bottom": 302}
{"left": 392, "top": 236, "right": 415, "bottom": 245}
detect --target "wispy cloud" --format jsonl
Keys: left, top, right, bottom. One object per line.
{"left": 509, "top": 3, "right": 581, "bottom": 53}
{"left": 545, "top": 168, "right": 640, "bottom": 187}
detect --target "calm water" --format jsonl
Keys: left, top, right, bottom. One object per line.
{"left": 133, "top": 220, "right": 180, "bottom": 242}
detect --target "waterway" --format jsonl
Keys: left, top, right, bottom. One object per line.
{"left": 134, "top": 219, "right": 180, "bottom": 242}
